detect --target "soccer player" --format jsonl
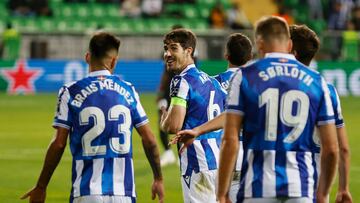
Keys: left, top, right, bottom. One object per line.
{"left": 157, "top": 24, "right": 184, "bottom": 167}
{"left": 171, "top": 32, "right": 253, "bottom": 203}
{"left": 218, "top": 16, "right": 338, "bottom": 203}
{"left": 21, "top": 32, "right": 164, "bottom": 203}
{"left": 290, "top": 24, "right": 352, "bottom": 203}
{"left": 213, "top": 33, "right": 253, "bottom": 91}
{"left": 160, "top": 28, "right": 227, "bottom": 202}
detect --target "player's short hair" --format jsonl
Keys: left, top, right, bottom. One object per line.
{"left": 163, "top": 28, "right": 197, "bottom": 57}
{"left": 255, "top": 16, "right": 290, "bottom": 42}
{"left": 226, "top": 33, "right": 252, "bottom": 66}
{"left": 89, "top": 32, "right": 120, "bottom": 60}
{"left": 289, "top": 24, "right": 320, "bottom": 65}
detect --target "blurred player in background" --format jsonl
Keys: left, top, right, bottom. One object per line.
{"left": 21, "top": 32, "right": 164, "bottom": 203}
{"left": 218, "top": 16, "right": 338, "bottom": 203}
{"left": 171, "top": 32, "right": 253, "bottom": 203}
{"left": 160, "top": 28, "right": 227, "bottom": 202}
{"left": 290, "top": 24, "right": 352, "bottom": 203}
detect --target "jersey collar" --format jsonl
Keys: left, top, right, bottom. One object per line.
{"left": 228, "top": 67, "right": 239, "bottom": 72}
{"left": 180, "top": 64, "right": 196, "bottom": 75}
{"left": 265, "top": 52, "right": 296, "bottom": 60}
{"left": 88, "top": 70, "right": 112, "bottom": 77}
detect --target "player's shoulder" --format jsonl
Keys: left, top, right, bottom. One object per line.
{"left": 327, "top": 83, "right": 338, "bottom": 97}
{"left": 114, "top": 77, "right": 138, "bottom": 93}
{"left": 63, "top": 81, "right": 77, "bottom": 89}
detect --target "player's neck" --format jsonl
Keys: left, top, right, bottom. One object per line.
{"left": 228, "top": 63, "right": 238, "bottom": 68}
{"left": 89, "top": 64, "right": 113, "bottom": 73}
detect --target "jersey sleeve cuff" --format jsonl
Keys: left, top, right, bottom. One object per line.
{"left": 52, "top": 122, "right": 71, "bottom": 129}
{"left": 317, "top": 119, "right": 335, "bottom": 126}
{"left": 336, "top": 123, "right": 345, "bottom": 128}
{"left": 135, "top": 119, "right": 149, "bottom": 128}
{"left": 225, "top": 109, "right": 245, "bottom": 116}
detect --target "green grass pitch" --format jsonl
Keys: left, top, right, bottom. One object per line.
{"left": 0, "top": 93, "right": 359, "bottom": 202}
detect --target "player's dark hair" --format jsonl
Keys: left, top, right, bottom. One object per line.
{"left": 289, "top": 24, "right": 320, "bottom": 65}
{"left": 89, "top": 32, "right": 120, "bottom": 60}
{"left": 255, "top": 16, "right": 290, "bottom": 42}
{"left": 163, "top": 28, "right": 196, "bottom": 57}
{"left": 226, "top": 33, "right": 252, "bottom": 66}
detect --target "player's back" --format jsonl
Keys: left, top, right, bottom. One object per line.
{"left": 54, "top": 70, "right": 148, "bottom": 199}
{"left": 171, "top": 65, "right": 227, "bottom": 175}
{"left": 213, "top": 68, "right": 238, "bottom": 90}
{"left": 228, "top": 53, "right": 334, "bottom": 199}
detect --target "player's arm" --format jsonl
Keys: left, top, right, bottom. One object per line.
{"left": 335, "top": 126, "right": 352, "bottom": 203}
{"left": 136, "top": 123, "right": 164, "bottom": 202}
{"left": 317, "top": 123, "right": 338, "bottom": 203}
{"left": 169, "top": 112, "right": 225, "bottom": 148}
{"left": 327, "top": 84, "right": 353, "bottom": 202}
{"left": 217, "top": 112, "right": 242, "bottom": 202}
{"left": 160, "top": 98, "right": 186, "bottom": 134}
{"left": 21, "top": 127, "right": 69, "bottom": 203}
{"left": 317, "top": 80, "right": 339, "bottom": 203}
{"left": 160, "top": 75, "right": 188, "bottom": 134}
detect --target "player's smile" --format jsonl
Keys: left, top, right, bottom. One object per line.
{"left": 166, "top": 57, "right": 175, "bottom": 67}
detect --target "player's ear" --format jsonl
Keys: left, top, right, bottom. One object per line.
{"left": 85, "top": 52, "right": 90, "bottom": 64}
{"left": 287, "top": 39, "right": 293, "bottom": 54}
{"left": 110, "top": 56, "right": 116, "bottom": 70}
{"left": 224, "top": 53, "right": 230, "bottom": 61}
{"left": 186, "top": 47, "right": 193, "bottom": 57}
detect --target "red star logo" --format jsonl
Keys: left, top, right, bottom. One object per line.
{"left": 1, "top": 60, "right": 43, "bottom": 94}
{"left": 97, "top": 75, "right": 106, "bottom": 81}
{"left": 279, "top": 58, "right": 288, "bottom": 63}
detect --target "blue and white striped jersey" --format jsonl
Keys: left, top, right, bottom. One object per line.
{"left": 213, "top": 68, "right": 239, "bottom": 91}
{"left": 226, "top": 53, "right": 335, "bottom": 199}
{"left": 170, "top": 64, "right": 227, "bottom": 176}
{"left": 213, "top": 67, "right": 243, "bottom": 171}
{"left": 53, "top": 70, "right": 148, "bottom": 201}
{"left": 313, "top": 83, "right": 345, "bottom": 177}
{"left": 328, "top": 83, "right": 344, "bottom": 128}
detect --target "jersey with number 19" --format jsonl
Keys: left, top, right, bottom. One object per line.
{"left": 53, "top": 70, "right": 148, "bottom": 202}
{"left": 170, "top": 64, "right": 227, "bottom": 176}
{"left": 226, "top": 53, "right": 335, "bottom": 200}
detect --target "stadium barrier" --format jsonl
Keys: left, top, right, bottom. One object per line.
{"left": 0, "top": 59, "right": 359, "bottom": 96}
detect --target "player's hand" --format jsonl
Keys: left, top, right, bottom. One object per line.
{"left": 151, "top": 179, "right": 164, "bottom": 203}
{"left": 169, "top": 129, "right": 198, "bottom": 154}
{"left": 336, "top": 190, "right": 352, "bottom": 203}
{"left": 20, "top": 186, "right": 46, "bottom": 203}
{"left": 316, "top": 193, "right": 329, "bottom": 203}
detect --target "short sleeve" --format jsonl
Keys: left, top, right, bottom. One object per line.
{"left": 53, "top": 86, "right": 72, "bottom": 129}
{"left": 328, "top": 84, "right": 344, "bottom": 128}
{"left": 316, "top": 78, "right": 335, "bottom": 126}
{"left": 131, "top": 86, "right": 149, "bottom": 128}
{"left": 226, "top": 69, "right": 244, "bottom": 115}
{"left": 170, "top": 75, "right": 189, "bottom": 100}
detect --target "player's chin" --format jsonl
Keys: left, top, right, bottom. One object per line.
{"left": 166, "top": 62, "right": 176, "bottom": 71}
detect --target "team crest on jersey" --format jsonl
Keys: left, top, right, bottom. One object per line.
{"left": 170, "top": 76, "right": 181, "bottom": 97}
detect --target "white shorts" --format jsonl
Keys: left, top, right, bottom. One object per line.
{"left": 181, "top": 170, "right": 218, "bottom": 203}
{"left": 73, "top": 195, "right": 134, "bottom": 203}
{"left": 242, "top": 197, "right": 313, "bottom": 203}
{"left": 228, "top": 171, "right": 241, "bottom": 203}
